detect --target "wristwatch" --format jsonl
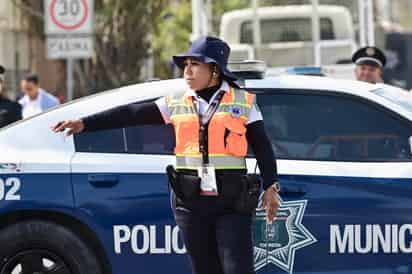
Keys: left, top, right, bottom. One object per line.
{"left": 270, "top": 182, "right": 281, "bottom": 193}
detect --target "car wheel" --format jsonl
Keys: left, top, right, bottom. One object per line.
{"left": 0, "top": 220, "right": 103, "bottom": 274}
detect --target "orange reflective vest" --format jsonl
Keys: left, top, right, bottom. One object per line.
{"left": 166, "top": 86, "right": 255, "bottom": 170}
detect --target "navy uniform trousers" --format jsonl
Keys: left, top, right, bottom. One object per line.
{"left": 172, "top": 191, "right": 256, "bottom": 274}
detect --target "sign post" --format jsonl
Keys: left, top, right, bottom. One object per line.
{"left": 44, "top": 0, "right": 94, "bottom": 101}
{"left": 67, "top": 58, "right": 74, "bottom": 102}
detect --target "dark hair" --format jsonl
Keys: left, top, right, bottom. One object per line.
{"left": 24, "top": 74, "right": 39, "bottom": 84}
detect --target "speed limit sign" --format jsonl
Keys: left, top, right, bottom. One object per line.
{"left": 44, "top": 0, "right": 94, "bottom": 100}
{"left": 45, "top": 0, "right": 93, "bottom": 34}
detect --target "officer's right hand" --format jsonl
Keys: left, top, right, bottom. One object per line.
{"left": 51, "top": 119, "right": 85, "bottom": 136}
{"left": 262, "top": 187, "right": 280, "bottom": 224}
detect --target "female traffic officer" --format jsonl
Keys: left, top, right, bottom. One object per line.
{"left": 52, "top": 36, "right": 280, "bottom": 274}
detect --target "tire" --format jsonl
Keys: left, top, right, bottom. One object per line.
{"left": 0, "top": 220, "right": 103, "bottom": 274}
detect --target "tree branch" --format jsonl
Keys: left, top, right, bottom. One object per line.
{"left": 95, "top": 38, "right": 121, "bottom": 86}
{"left": 11, "top": 0, "right": 44, "bottom": 20}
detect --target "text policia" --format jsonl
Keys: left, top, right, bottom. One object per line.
{"left": 113, "top": 225, "right": 187, "bottom": 254}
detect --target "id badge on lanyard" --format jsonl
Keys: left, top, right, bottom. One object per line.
{"left": 198, "top": 164, "right": 218, "bottom": 196}
{"left": 194, "top": 91, "right": 225, "bottom": 196}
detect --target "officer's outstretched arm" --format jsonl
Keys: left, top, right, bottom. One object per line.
{"left": 51, "top": 101, "right": 165, "bottom": 136}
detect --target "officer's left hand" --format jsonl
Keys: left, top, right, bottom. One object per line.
{"left": 261, "top": 187, "right": 280, "bottom": 224}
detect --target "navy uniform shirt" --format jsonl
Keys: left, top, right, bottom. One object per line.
{"left": 0, "top": 97, "right": 22, "bottom": 128}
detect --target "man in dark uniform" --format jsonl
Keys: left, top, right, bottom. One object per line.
{"left": 352, "top": 46, "right": 386, "bottom": 84}
{"left": 0, "top": 66, "right": 22, "bottom": 128}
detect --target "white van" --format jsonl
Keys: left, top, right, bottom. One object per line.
{"left": 220, "top": 5, "right": 357, "bottom": 66}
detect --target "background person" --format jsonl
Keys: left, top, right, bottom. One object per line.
{"left": 19, "top": 74, "right": 59, "bottom": 118}
{"left": 0, "top": 66, "right": 22, "bottom": 128}
{"left": 352, "top": 46, "right": 386, "bottom": 84}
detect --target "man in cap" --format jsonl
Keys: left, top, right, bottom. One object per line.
{"left": 0, "top": 65, "right": 22, "bottom": 128}
{"left": 352, "top": 46, "right": 386, "bottom": 84}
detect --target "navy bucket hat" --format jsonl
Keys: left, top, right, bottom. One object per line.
{"left": 173, "top": 36, "right": 238, "bottom": 81}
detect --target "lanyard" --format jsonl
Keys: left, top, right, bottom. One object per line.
{"left": 192, "top": 90, "right": 225, "bottom": 165}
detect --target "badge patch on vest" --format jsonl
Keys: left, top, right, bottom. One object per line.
{"left": 231, "top": 106, "right": 241, "bottom": 118}
{"left": 254, "top": 196, "right": 317, "bottom": 273}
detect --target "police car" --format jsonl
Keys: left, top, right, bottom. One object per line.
{"left": 1, "top": 69, "right": 412, "bottom": 274}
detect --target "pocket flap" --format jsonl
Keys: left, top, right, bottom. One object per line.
{"left": 224, "top": 117, "right": 246, "bottom": 135}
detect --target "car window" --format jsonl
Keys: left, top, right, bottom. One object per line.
{"left": 74, "top": 125, "right": 175, "bottom": 155}
{"left": 241, "top": 18, "right": 334, "bottom": 44}
{"left": 257, "top": 92, "right": 412, "bottom": 161}
{"left": 74, "top": 129, "right": 126, "bottom": 153}
{"left": 125, "top": 124, "right": 175, "bottom": 155}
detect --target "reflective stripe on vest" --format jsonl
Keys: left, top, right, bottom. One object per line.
{"left": 175, "top": 155, "right": 246, "bottom": 170}
{"left": 167, "top": 86, "right": 254, "bottom": 170}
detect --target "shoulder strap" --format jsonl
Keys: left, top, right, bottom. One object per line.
{"left": 199, "top": 90, "right": 226, "bottom": 125}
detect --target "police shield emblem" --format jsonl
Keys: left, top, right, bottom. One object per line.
{"left": 253, "top": 196, "right": 317, "bottom": 273}
{"left": 254, "top": 209, "right": 290, "bottom": 250}
{"left": 231, "top": 106, "right": 241, "bottom": 118}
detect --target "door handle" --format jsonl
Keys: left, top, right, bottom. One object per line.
{"left": 279, "top": 184, "right": 307, "bottom": 198}
{"left": 88, "top": 174, "right": 119, "bottom": 188}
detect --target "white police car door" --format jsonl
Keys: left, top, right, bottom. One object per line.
{"left": 252, "top": 89, "right": 412, "bottom": 274}
{"left": 71, "top": 124, "right": 190, "bottom": 274}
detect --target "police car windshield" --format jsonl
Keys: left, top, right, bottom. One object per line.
{"left": 372, "top": 85, "right": 412, "bottom": 113}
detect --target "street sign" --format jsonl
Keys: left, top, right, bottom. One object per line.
{"left": 44, "top": 0, "right": 94, "bottom": 59}
{"left": 46, "top": 35, "right": 93, "bottom": 59}
{"left": 44, "top": 0, "right": 94, "bottom": 101}
{"left": 45, "top": 0, "right": 93, "bottom": 35}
